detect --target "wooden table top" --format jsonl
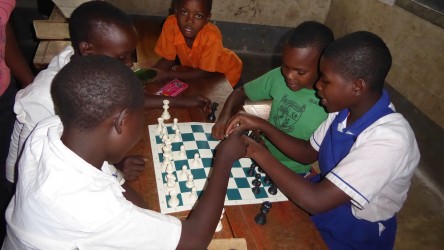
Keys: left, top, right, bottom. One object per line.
{"left": 127, "top": 16, "right": 327, "bottom": 250}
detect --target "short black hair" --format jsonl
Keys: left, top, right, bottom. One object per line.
{"left": 286, "top": 21, "right": 334, "bottom": 53}
{"left": 322, "top": 31, "right": 392, "bottom": 91}
{"left": 176, "top": 0, "right": 213, "bottom": 14}
{"left": 69, "top": 1, "right": 134, "bottom": 51}
{"left": 51, "top": 55, "right": 144, "bottom": 131}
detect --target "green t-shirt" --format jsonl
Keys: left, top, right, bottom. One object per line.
{"left": 244, "top": 67, "right": 327, "bottom": 173}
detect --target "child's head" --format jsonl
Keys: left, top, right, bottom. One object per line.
{"left": 316, "top": 31, "right": 392, "bottom": 112}
{"left": 51, "top": 55, "right": 145, "bottom": 162}
{"left": 175, "top": 0, "right": 212, "bottom": 42}
{"left": 69, "top": 1, "right": 138, "bottom": 67}
{"left": 281, "top": 21, "right": 334, "bottom": 92}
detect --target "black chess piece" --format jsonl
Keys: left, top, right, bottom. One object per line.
{"left": 252, "top": 173, "right": 261, "bottom": 186}
{"left": 207, "top": 102, "right": 219, "bottom": 121}
{"left": 268, "top": 183, "right": 278, "bottom": 195}
{"left": 255, "top": 201, "right": 272, "bottom": 225}
{"left": 257, "top": 166, "right": 265, "bottom": 173}
{"left": 252, "top": 180, "right": 262, "bottom": 194}
{"left": 263, "top": 175, "right": 272, "bottom": 185}
{"left": 247, "top": 163, "right": 256, "bottom": 176}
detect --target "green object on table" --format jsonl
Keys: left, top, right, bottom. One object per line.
{"left": 134, "top": 68, "right": 157, "bottom": 81}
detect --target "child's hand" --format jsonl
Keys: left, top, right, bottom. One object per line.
{"left": 114, "top": 155, "right": 146, "bottom": 181}
{"left": 225, "top": 112, "right": 266, "bottom": 137}
{"left": 149, "top": 68, "right": 172, "bottom": 84}
{"left": 211, "top": 115, "right": 229, "bottom": 140}
{"left": 214, "top": 129, "right": 248, "bottom": 164}
{"left": 180, "top": 95, "right": 212, "bottom": 111}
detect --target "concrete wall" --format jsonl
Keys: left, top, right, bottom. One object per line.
{"left": 325, "top": 0, "right": 444, "bottom": 129}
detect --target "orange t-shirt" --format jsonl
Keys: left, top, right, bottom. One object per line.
{"left": 154, "top": 15, "right": 242, "bottom": 87}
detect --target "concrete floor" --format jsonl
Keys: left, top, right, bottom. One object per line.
{"left": 11, "top": 1, "right": 444, "bottom": 249}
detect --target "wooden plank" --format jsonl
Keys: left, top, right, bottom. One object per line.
{"left": 33, "top": 20, "right": 69, "bottom": 40}
{"left": 48, "top": 6, "right": 66, "bottom": 21}
{"left": 208, "top": 238, "right": 247, "bottom": 250}
{"left": 33, "top": 40, "right": 71, "bottom": 71}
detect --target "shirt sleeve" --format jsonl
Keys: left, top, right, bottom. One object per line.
{"left": 309, "top": 113, "right": 337, "bottom": 151}
{"left": 244, "top": 68, "right": 281, "bottom": 101}
{"left": 154, "top": 16, "right": 178, "bottom": 61}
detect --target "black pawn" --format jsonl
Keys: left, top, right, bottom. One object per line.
{"left": 252, "top": 173, "right": 261, "bottom": 186}
{"left": 263, "top": 175, "right": 272, "bottom": 185}
{"left": 247, "top": 163, "right": 256, "bottom": 176}
{"left": 255, "top": 201, "right": 272, "bottom": 225}
{"left": 252, "top": 180, "right": 262, "bottom": 194}
{"left": 268, "top": 183, "right": 278, "bottom": 195}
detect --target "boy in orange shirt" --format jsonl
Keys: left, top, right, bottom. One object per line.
{"left": 152, "top": 0, "right": 242, "bottom": 88}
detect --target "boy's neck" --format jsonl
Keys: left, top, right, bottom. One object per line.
{"left": 185, "top": 37, "right": 195, "bottom": 48}
{"left": 61, "top": 128, "right": 106, "bottom": 170}
{"left": 347, "top": 90, "right": 382, "bottom": 126}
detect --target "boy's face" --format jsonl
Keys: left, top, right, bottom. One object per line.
{"left": 316, "top": 57, "right": 355, "bottom": 113}
{"left": 176, "top": 0, "right": 211, "bottom": 41}
{"left": 280, "top": 45, "right": 320, "bottom": 92}
{"left": 86, "top": 25, "right": 138, "bottom": 68}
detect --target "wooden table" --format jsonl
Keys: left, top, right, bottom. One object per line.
{"left": 127, "top": 16, "right": 327, "bottom": 250}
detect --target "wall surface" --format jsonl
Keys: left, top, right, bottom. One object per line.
{"left": 108, "top": 0, "right": 332, "bottom": 26}
{"left": 325, "top": 0, "right": 444, "bottom": 129}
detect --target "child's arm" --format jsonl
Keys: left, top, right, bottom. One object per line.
{"left": 151, "top": 63, "right": 213, "bottom": 85}
{"left": 144, "top": 93, "right": 211, "bottom": 111}
{"left": 113, "top": 155, "right": 146, "bottom": 181}
{"left": 176, "top": 129, "right": 247, "bottom": 249}
{"left": 226, "top": 112, "right": 318, "bottom": 164}
{"left": 211, "top": 87, "right": 248, "bottom": 140}
{"left": 5, "top": 23, "right": 35, "bottom": 88}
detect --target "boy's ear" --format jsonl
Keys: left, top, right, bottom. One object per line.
{"left": 113, "top": 109, "right": 128, "bottom": 134}
{"left": 353, "top": 79, "right": 366, "bottom": 96}
{"left": 79, "top": 41, "right": 94, "bottom": 56}
{"left": 207, "top": 13, "right": 212, "bottom": 21}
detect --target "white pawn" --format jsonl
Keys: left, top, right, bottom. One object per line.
{"left": 173, "top": 129, "right": 181, "bottom": 142}
{"left": 178, "top": 145, "right": 187, "bottom": 159}
{"left": 161, "top": 100, "right": 171, "bottom": 120}
{"left": 186, "top": 174, "right": 195, "bottom": 189}
{"left": 156, "top": 117, "right": 164, "bottom": 134}
{"left": 192, "top": 153, "right": 201, "bottom": 168}
{"left": 179, "top": 165, "right": 188, "bottom": 180}
{"left": 168, "top": 189, "right": 180, "bottom": 208}
{"left": 189, "top": 186, "right": 198, "bottom": 201}
{"left": 215, "top": 208, "right": 225, "bottom": 232}
{"left": 165, "top": 163, "right": 174, "bottom": 174}
{"left": 172, "top": 118, "right": 179, "bottom": 130}
{"left": 162, "top": 157, "right": 171, "bottom": 172}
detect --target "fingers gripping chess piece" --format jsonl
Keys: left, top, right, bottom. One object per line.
{"left": 161, "top": 99, "right": 171, "bottom": 120}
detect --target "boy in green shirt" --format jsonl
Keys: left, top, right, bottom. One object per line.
{"left": 212, "top": 21, "right": 333, "bottom": 174}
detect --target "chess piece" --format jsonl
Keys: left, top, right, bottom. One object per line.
{"left": 254, "top": 201, "right": 272, "bottom": 225}
{"left": 172, "top": 118, "right": 179, "bottom": 130}
{"left": 263, "top": 174, "right": 272, "bottom": 185}
{"left": 252, "top": 173, "right": 261, "bottom": 186}
{"left": 161, "top": 100, "right": 171, "bottom": 120}
{"left": 168, "top": 189, "right": 180, "bottom": 208}
{"left": 156, "top": 117, "right": 164, "bottom": 134}
{"left": 173, "top": 129, "right": 181, "bottom": 142}
{"left": 186, "top": 174, "right": 195, "bottom": 188}
{"left": 268, "top": 183, "right": 278, "bottom": 195}
{"left": 179, "top": 165, "right": 188, "bottom": 180}
{"left": 165, "top": 163, "right": 174, "bottom": 174}
{"left": 178, "top": 145, "right": 187, "bottom": 159}
{"left": 162, "top": 157, "right": 171, "bottom": 172}
{"left": 247, "top": 163, "right": 256, "bottom": 176}
{"left": 192, "top": 153, "right": 201, "bottom": 167}
{"left": 189, "top": 186, "right": 198, "bottom": 201}
{"left": 252, "top": 179, "right": 262, "bottom": 194}
{"left": 207, "top": 102, "right": 219, "bottom": 122}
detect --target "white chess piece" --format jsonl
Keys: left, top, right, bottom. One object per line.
{"left": 172, "top": 118, "right": 178, "bottom": 130}
{"left": 156, "top": 117, "right": 164, "bottom": 134}
{"left": 173, "top": 129, "right": 181, "bottom": 142}
{"left": 161, "top": 100, "right": 171, "bottom": 120}
{"left": 192, "top": 153, "right": 201, "bottom": 167}
{"left": 186, "top": 174, "right": 195, "bottom": 189}
{"left": 178, "top": 145, "right": 187, "bottom": 159}
{"left": 215, "top": 208, "right": 225, "bottom": 232}
{"left": 162, "top": 132, "right": 169, "bottom": 142}
{"left": 166, "top": 175, "right": 177, "bottom": 190}
{"left": 165, "top": 163, "right": 174, "bottom": 174}
{"left": 179, "top": 165, "right": 188, "bottom": 179}
{"left": 189, "top": 186, "right": 198, "bottom": 201}
{"left": 162, "top": 157, "right": 171, "bottom": 172}
{"left": 168, "top": 189, "right": 180, "bottom": 208}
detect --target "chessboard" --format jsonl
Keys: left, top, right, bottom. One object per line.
{"left": 148, "top": 122, "right": 289, "bottom": 214}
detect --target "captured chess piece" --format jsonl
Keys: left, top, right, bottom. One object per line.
{"left": 207, "top": 102, "right": 219, "bottom": 122}
{"left": 255, "top": 201, "right": 272, "bottom": 225}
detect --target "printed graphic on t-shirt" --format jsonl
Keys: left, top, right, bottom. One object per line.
{"left": 274, "top": 95, "right": 305, "bottom": 132}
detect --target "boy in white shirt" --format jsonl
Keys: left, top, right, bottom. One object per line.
{"left": 3, "top": 55, "right": 243, "bottom": 249}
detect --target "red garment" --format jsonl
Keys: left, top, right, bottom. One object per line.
{"left": 155, "top": 15, "right": 242, "bottom": 87}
